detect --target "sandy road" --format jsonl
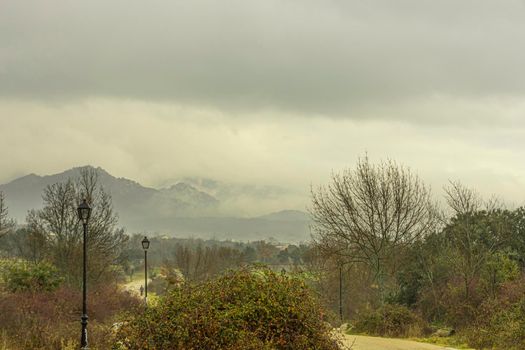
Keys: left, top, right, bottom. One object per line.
{"left": 343, "top": 335, "right": 461, "bottom": 350}
{"left": 122, "top": 278, "right": 150, "bottom": 296}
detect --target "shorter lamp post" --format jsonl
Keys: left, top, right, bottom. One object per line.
{"left": 339, "top": 263, "right": 343, "bottom": 323}
{"left": 141, "top": 236, "right": 150, "bottom": 305}
{"left": 338, "top": 261, "right": 351, "bottom": 324}
{"left": 78, "top": 199, "right": 92, "bottom": 350}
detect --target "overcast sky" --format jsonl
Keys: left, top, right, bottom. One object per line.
{"left": 2, "top": 0, "right": 525, "bottom": 209}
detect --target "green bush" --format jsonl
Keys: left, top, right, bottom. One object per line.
{"left": 464, "top": 294, "right": 525, "bottom": 350}
{"left": 114, "top": 267, "right": 341, "bottom": 350}
{"left": 352, "top": 304, "right": 429, "bottom": 338}
{"left": 0, "top": 260, "right": 63, "bottom": 292}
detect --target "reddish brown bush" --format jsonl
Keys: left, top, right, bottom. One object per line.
{"left": 0, "top": 284, "right": 141, "bottom": 350}
{"left": 352, "top": 304, "right": 429, "bottom": 338}
{"left": 461, "top": 276, "right": 525, "bottom": 350}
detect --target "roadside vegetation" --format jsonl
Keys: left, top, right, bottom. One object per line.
{"left": 309, "top": 156, "right": 525, "bottom": 350}
{"left": 2, "top": 158, "right": 525, "bottom": 349}
{"left": 0, "top": 168, "right": 332, "bottom": 349}
{"left": 0, "top": 259, "right": 140, "bottom": 349}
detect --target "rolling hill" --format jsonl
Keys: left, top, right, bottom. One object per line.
{"left": 0, "top": 166, "right": 311, "bottom": 242}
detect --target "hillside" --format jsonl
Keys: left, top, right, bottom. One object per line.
{"left": 0, "top": 166, "right": 310, "bottom": 242}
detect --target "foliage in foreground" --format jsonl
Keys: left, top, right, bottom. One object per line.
{"left": 0, "top": 284, "right": 140, "bottom": 350}
{"left": 461, "top": 279, "right": 525, "bottom": 350}
{"left": 351, "top": 304, "right": 429, "bottom": 338}
{"left": 114, "top": 267, "right": 342, "bottom": 350}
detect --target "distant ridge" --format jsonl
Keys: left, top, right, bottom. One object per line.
{"left": 257, "top": 210, "right": 310, "bottom": 222}
{"left": 0, "top": 166, "right": 310, "bottom": 242}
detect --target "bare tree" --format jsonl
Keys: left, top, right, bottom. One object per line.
{"left": 28, "top": 167, "right": 127, "bottom": 285}
{"left": 445, "top": 180, "right": 503, "bottom": 215}
{"left": 171, "top": 242, "right": 245, "bottom": 282}
{"left": 22, "top": 210, "right": 49, "bottom": 263}
{"left": 444, "top": 180, "right": 483, "bottom": 215}
{"left": 0, "top": 191, "right": 15, "bottom": 240}
{"left": 310, "top": 156, "right": 438, "bottom": 292}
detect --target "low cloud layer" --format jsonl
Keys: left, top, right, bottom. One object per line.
{"left": 2, "top": 99, "right": 525, "bottom": 211}
{"left": 1, "top": 1, "right": 525, "bottom": 212}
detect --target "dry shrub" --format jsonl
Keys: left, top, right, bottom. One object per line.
{"left": 0, "top": 284, "right": 140, "bottom": 350}
{"left": 352, "top": 304, "right": 429, "bottom": 338}
{"left": 463, "top": 277, "right": 525, "bottom": 350}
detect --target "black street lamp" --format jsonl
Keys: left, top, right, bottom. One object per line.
{"left": 77, "top": 199, "right": 91, "bottom": 349}
{"left": 339, "top": 264, "right": 343, "bottom": 323}
{"left": 338, "top": 261, "right": 351, "bottom": 324}
{"left": 141, "top": 236, "right": 150, "bottom": 305}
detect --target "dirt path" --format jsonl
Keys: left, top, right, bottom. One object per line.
{"left": 122, "top": 278, "right": 150, "bottom": 296}
{"left": 343, "top": 335, "right": 460, "bottom": 350}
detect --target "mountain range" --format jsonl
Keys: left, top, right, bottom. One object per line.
{"left": 0, "top": 166, "right": 311, "bottom": 242}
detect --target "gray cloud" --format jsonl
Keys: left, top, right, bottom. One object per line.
{"left": 2, "top": 1, "right": 525, "bottom": 214}
{"left": 2, "top": 0, "right": 525, "bottom": 119}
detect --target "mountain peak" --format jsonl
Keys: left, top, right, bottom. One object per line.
{"left": 257, "top": 210, "right": 310, "bottom": 222}
{"left": 12, "top": 172, "right": 41, "bottom": 181}
{"left": 0, "top": 167, "right": 310, "bottom": 242}
{"left": 2, "top": 173, "right": 42, "bottom": 191}
{"left": 68, "top": 165, "right": 111, "bottom": 177}
{"left": 170, "top": 182, "right": 194, "bottom": 191}
{"left": 161, "top": 182, "right": 219, "bottom": 207}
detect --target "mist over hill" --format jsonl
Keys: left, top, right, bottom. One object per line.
{"left": 0, "top": 166, "right": 311, "bottom": 242}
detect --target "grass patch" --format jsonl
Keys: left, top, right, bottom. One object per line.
{"left": 412, "top": 336, "right": 472, "bottom": 349}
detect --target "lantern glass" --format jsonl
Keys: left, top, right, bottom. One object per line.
{"left": 142, "top": 237, "right": 150, "bottom": 250}
{"left": 77, "top": 199, "right": 91, "bottom": 223}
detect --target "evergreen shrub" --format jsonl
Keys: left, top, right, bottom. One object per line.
{"left": 114, "top": 267, "right": 341, "bottom": 350}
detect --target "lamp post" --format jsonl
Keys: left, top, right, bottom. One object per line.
{"left": 339, "top": 263, "right": 343, "bottom": 323}
{"left": 141, "top": 236, "right": 150, "bottom": 305}
{"left": 77, "top": 199, "right": 91, "bottom": 349}
{"left": 338, "top": 261, "right": 351, "bottom": 324}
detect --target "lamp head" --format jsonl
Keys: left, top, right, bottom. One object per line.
{"left": 141, "top": 236, "right": 150, "bottom": 250}
{"left": 77, "top": 199, "right": 91, "bottom": 224}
